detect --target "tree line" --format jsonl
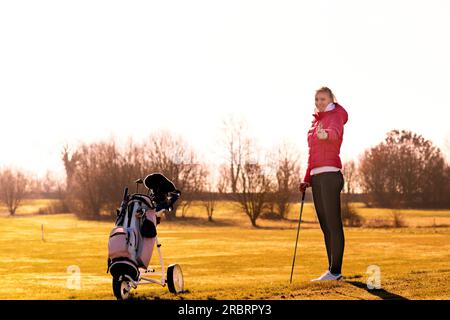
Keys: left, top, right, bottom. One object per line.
{"left": 1, "top": 122, "right": 449, "bottom": 226}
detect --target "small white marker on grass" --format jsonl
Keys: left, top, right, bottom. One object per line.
{"left": 366, "top": 265, "right": 382, "bottom": 289}
{"left": 66, "top": 265, "right": 81, "bottom": 290}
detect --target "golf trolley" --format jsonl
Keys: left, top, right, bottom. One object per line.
{"left": 107, "top": 173, "right": 184, "bottom": 300}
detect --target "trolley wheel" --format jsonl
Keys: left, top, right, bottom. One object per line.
{"left": 167, "top": 264, "right": 184, "bottom": 293}
{"left": 112, "top": 277, "right": 132, "bottom": 300}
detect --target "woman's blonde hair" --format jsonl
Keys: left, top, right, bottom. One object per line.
{"left": 316, "top": 87, "right": 337, "bottom": 103}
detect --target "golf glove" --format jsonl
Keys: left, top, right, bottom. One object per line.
{"left": 299, "top": 182, "right": 310, "bottom": 193}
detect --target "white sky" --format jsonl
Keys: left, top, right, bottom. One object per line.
{"left": 1, "top": 0, "right": 449, "bottom": 178}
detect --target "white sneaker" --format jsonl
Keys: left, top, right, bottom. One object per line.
{"left": 311, "top": 271, "right": 343, "bottom": 282}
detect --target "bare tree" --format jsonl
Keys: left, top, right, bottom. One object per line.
{"left": 29, "top": 170, "right": 64, "bottom": 196}
{"left": 359, "top": 130, "right": 447, "bottom": 208}
{"left": 217, "top": 163, "right": 230, "bottom": 194}
{"left": 202, "top": 165, "right": 217, "bottom": 222}
{"left": 27, "top": 175, "right": 40, "bottom": 196}
{"left": 221, "top": 115, "right": 247, "bottom": 193}
{"left": 341, "top": 161, "right": 364, "bottom": 226}
{"left": 220, "top": 117, "right": 274, "bottom": 226}
{"left": 234, "top": 140, "right": 273, "bottom": 227}
{"left": 342, "top": 160, "right": 358, "bottom": 194}
{"left": 41, "top": 171, "right": 58, "bottom": 193}
{"left": 359, "top": 145, "right": 393, "bottom": 207}
{"left": 178, "top": 163, "right": 208, "bottom": 218}
{"left": 269, "top": 141, "right": 301, "bottom": 219}
{"left": 62, "top": 144, "right": 80, "bottom": 200}
{"left": 60, "top": 133, "right": 207, "bottom": 220}
{"left": 145, "top": 131, "right": 206, "bottom": 219}
{"left": 119, "top": 137, "right": 152, "bottom": 186}
{"left": 0, "top": 168, "right": 29, "bottom": 215}
{"left": 62, "top": 141, "right": 123, "bottom": 217}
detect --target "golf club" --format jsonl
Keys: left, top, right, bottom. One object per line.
{"left": 290, "top": 191, "right": 306, "bottom": 284}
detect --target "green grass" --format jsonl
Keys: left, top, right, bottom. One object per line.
{"left": 0, "top": 201, "right": 449, "bottom": 300}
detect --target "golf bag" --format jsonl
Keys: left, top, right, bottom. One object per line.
{"left": 107, "top": 173, "right": 181, "bottom": 281}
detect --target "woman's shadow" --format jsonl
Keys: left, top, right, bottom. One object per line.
{"left": 347, "top": 281, "right": 409, "bottom": 300}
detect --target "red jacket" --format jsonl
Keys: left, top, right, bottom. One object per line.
{"left": 303, "top": 103, "right": 348, "bottom": 183}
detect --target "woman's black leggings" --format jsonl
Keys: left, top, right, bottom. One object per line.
{"left": 311, "top": 171, "right": 345, "bottom": 275}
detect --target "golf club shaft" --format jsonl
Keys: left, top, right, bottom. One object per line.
{"left": 290, "top": 191, "right": 306, "bottom": 284}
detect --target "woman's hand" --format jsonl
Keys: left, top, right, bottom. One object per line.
{"left": 316, "top": 122, "right": 328, "bottom": 140}
{"left": 299, "top": 182, "right": 310, "bottom": 193}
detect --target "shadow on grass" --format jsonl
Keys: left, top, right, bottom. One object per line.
{"left": 252, "top": 219, "right": 318, "bottom": 230}
{"left": 347, "top": 281, "right": 409, "bottom": 300}
{"left": 284, "top": 218, "right": 317, "bottom": 224}
{"left": 74, "top": 214, "right": 238, "bottom": 227}
{"left": 253, "top": 225, "right": 296, "bottom": 230}
{"left": 128, "top": 289, "right": 191, "bottom": 301}
{"left": 164, "top": 216, "right": 237, "bottom": 227}
{"left": 167, "top": 217, "right": 316, "bottom": 229}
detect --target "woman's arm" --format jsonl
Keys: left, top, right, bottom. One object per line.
{"left": 323, "top": 114, "right": 344, "bottom": 140}
{"left": 303, "top": 151, "right": 312, "bottom": 183}
{"left": 303, "top": 122, "right": 316, "bottom": 182}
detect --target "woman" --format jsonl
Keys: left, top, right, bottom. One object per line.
{"left": 299, "top": 87, "right": 348, "bottom": 281}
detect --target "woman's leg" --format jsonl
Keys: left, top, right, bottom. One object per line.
{"left": 319, "top": 172, "right": 345, "bottom": 275}
{"left": 311, "top": 175, "right": 332, "bottom": 270}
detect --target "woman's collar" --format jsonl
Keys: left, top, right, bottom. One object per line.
{"left": 314, "top": 102, "right": 335, "bottom": 114}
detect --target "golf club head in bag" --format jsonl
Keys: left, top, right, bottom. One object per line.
{"left": 143, "top": 173, "right": 181, "bottom": 213}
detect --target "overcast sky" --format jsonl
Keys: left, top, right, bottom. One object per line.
{"left": 1, "top": 0, "right": 449, "bottom": 178}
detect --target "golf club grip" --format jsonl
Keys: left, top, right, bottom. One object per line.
{"left": 123, "top": 187, "right": 128, "bottom": 201}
